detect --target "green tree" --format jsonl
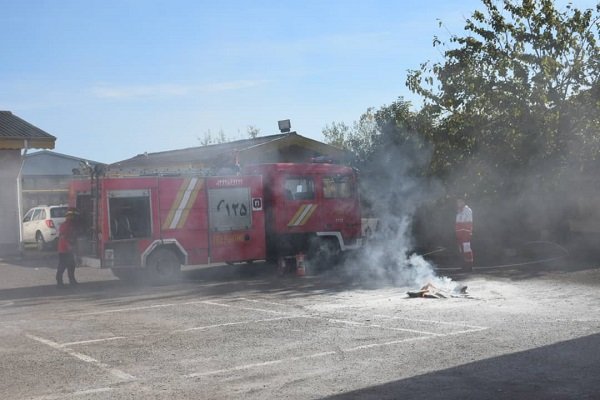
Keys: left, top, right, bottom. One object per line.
{"left": 323, "top": 99, "right": 436, "bottom": 217}
{"left": 323, "top": 108, "right": 378, "bottom": 167}
{"left": 406, "top": 0, "right": 600, "bottom": 195}
{"left": 323, "top": 99, "right": 434, "bottom": 174}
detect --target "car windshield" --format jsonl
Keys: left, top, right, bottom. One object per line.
{"left": 50, "top": 207, "right": 68, "bottom": 218}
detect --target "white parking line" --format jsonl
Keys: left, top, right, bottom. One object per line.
{"left": 77, "top": 300, "right": 208, "bottom": 316}
{"left": 63, "top": 300, "right": 484, "bottom": 349}
{"left": 343, "top": 335, "right": 433, "bottom": 352}
{"left": 199, "top": 300, "right": 292, "bottom": 315}
{"left": 234, "top": 298, "right": 453, "bottom": 335}
{"left": 311, "top": 316, "right": 444, "bottom": 336}
{"left": 177, "top": 316, "right": 305, "bottom": 333}
{"left": 26, "top": 334, "right": 135, "bottom": 382}
{"left": 444, "top": 327, "right": 489, "bottom": 335}
{"left": 236, "top": 297, "right": 291, "bottom": 307}
{"left": 206, "top": 299, "right": 448, "bottom": 336}
{"left": 28, "top": 387, "right": 113, "bottom": 400}
{"left": 72, "top": 387, "right": 113, "bottom": 397}
{"left": 234, "top": 299, "right": 444, "bottom": 336}
{"left": 49, "top": 296, "right": 490, "bottom": 383}
{"left": 185, "top": 351, "right": 338, "bottom": 378}
{"left": 373, "top": 315, "right": 487, "bottom": 330}
{"left": 59, "top": 314, "right": 443, "bottom": 348}
{"left": 61, "top": 336, "right": 129, "bottom": 347}
{"left": 76, "top": 299, "right": 292, "bottom": 317}
{"left": 181, "top": 306, "right": 490, "bottom": 378}
{"left": 184, "top": 327, "right": 488, "bottom": 378}
{"left": 59, "top": 316, "right": 307, "bottom": 347}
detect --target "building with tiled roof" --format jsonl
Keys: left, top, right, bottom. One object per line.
{"left": 0, "top": 111, "right": 56, "bottom": 255}
{"left": 0, "top": 111, "right": 56, "bottom": 150}
{"left": 110, "top": 131, "right": 350, "bottom": 176}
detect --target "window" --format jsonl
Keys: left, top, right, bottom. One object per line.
{"left": 38, "top": 210, "right": 47, "bottom": 220}
{"left": 323, "top": 176, "right": 353, "bottom": 199}
{"left": 108, "top": 190, "right": 151, "bottom": 240}
{"left": 284, "top": 177, "right": 315, "bottom": 200}
{"left": 31, "top": 209, "right": 42, "bottom": 221}
{"left": 23, "top": 209, "right": 34, "bottom": 223}
{"left": 50, "top": 207, "right": 67, "bottom": 218}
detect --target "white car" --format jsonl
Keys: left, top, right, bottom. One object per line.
{"left": 22, "top": 205, "right": 68, "bottom": 250}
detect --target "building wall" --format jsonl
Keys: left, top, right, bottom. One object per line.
{"left": 22, "top": 152, "right": 83, "bottom": 176}
{"left": 21, "top": 153, "right": 96, "bottom": 212}
{"left": 21, "top": 175, "right": 71, "bottom": 211}
{"left": 0, "top": 150, "right": 21, "bottom": 255}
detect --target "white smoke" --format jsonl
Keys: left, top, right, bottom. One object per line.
{"left": 342, "top": 213, "right": 456, "bottom": 291}
{"left": 339, "top": 133, "right": 456, "bottom": 291}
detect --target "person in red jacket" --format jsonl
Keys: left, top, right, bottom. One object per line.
{"left": 56, "top": 209, "right": 78, "bottom": 287}
{"left": 455, "top": 197, "right": 474, "bottom": 271}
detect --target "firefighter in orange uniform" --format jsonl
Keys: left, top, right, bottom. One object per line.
{"left": 455, "top": 197, "right": 474, "bottom": 271}
{"left": 56, "top": 208, "right": 78, "bottom": 287}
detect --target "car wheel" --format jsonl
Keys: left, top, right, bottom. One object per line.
{"left": 35, "top": 232, "right": 46, "bottom": 251}
{"left": 146, "top": 248, "right": 181, "bottom": 285}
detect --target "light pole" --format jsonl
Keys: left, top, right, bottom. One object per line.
{"left": 16, "top": 140, "right": 29, "bottom": 256}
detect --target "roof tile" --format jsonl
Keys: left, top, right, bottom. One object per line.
{"left": 0, "top": 111, "right": 56, "bottom": 140}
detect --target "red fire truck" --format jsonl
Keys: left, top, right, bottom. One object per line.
{"left": 69, "top": 162, "right": 362, "bottom": 283}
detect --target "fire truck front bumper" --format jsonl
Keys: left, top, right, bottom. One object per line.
{"left": 79, "top": 256, "right": 102, "bottom": 268}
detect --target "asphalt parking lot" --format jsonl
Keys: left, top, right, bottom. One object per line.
{"left": 1, "top": 251, "right": 600, "bottom": 399}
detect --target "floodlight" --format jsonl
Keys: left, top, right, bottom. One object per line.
{"left": 278, "top": 119, "right": 291, "bottom": 133}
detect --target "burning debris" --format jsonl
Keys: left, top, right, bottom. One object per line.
{"left": 407, "top": 282, "right": 469, "bottom": 299}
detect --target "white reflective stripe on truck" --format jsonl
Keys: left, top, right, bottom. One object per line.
{"left": 316, "top": 232, "right": 362, "bottom": 251}
{"left": 140, "top": 239, "right": 188, "bottom": 267}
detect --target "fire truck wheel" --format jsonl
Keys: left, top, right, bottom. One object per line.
{"left": 308, "top": 237, "right": 341, "bottom": 271}
{"left": 146, "top": 248, "right": 181, "bottom": 285}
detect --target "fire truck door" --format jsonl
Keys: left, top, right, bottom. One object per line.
{"left": 320, "top": 175, "right": 359, "bottom": 234}
{"left": 281, "top": 176, "right": 318, "bottom": 231}
{"left": 207, "top": 179, "right": 266, "bottom": 263}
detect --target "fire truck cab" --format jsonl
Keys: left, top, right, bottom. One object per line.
{"left": 244, "top": 163, "right": 361, "bottom": 263}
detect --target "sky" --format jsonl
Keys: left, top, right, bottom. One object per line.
{"left": 1, "top": 0, "right": 595, "bottom": 163}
